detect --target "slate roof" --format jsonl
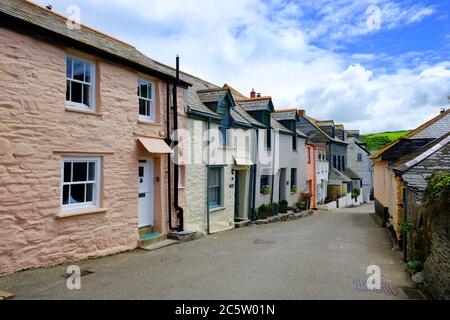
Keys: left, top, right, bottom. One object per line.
{"left": 222, "top": 84, "right": 246, "bottom": 100}
{"left": 393, "top": 132, "right": 450, "bottom": 173}
{"left": 371, "top": 109, "right": 450, "bottom": 159}
{"left": 272, "top": 110, "right": 298, "bottom": 121}
{"left": 329, "top": 167, "right": 352, "bottom": 184}
{"left": 236, "top": 97, "right": 273, "bottom": 112}
{"left": 302, "top": 116, "right": 347, "bottom": 144}
{"left": 234, "top": 104, "right": 265, "bottom": 128}
{"left": 296, "top": 129, "right": 308, "bottom": 139}
{"left": 0, "top": 0, "right": 191, "bottom": 87}
{"left": 197, "top": 89, "right": 229, "bottom": 104}
{"left": 344, "top": 168, "right": 361, "bottom": 180}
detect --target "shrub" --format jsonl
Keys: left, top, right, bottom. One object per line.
{"left": 256, "top": 204, "right": 268, "bottom": 219}
{"left": 296, "top": 200, "right": 307, "bottom": 211}
{"left": 291, "top": 185, "right": 298, "bottom": 193}
{"left": 271, "top": 202, "right": 279, "bottom": 216}
{"left": 261, "top": 185, "right": 271, "bottom": 195}
{"left": 407, "top": 260, "right": 424, "bottom": 273}
{"left": 279, "top": 200, "right": 288, "bottom": 213}
{"left": 352, "top": 188, "right": 361, "bottom": 200}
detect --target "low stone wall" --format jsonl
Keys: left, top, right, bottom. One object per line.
{"left": 423, "top": 209, "right": 450, "bottom": 299}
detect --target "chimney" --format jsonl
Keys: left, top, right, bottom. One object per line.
{"left": 441, "top": 108, "right": 446, "bottom": 114}
{"left": 298, "top": 109, "right": 305, "bottom": 117}
{"left": 250, "top": 89, "right": 256, "bottom": 98}
{"left": 257, "top": 93, "right": 261, "bottom": 98}
{"left": 46, "top": 4, "right": 53, "bottom": 10}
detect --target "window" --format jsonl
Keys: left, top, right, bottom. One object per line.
{"left": 333, "top": 155, "right": 337, "bottom": 169}
{"left": 292, "top": 135, "right": 297, "bottom": 151}
{"left": 290, "top": 168, "right": 297, "bottom": 188}
{"left": 260, "top": 175, "right": 272, "bottom": 194}
{"left": 61, "top": 157, "right": 101, "bottom": 211}
{"left": 357, "top": 153, "right": 363, "bottom": 162}
{"left": 219, "top": 126, "right": 228, "bottom": 147}
{"left": 307, "top": 147, "right": 311, "bottom": 163}
{"left": 337, "top": 156, "right": 341, "bottom": 170}
{"left": 66, "top": 56, "right": 95, "bottom": 110}
{"left": 265, "top": 129, "right": 272, "bottom": 149}
{"left": 342, "top": 156, "right": 346, "bottom": 171}
{"left": 178, "top": 165, "right": 185, "bottom": 188}
{"left": 208, "top": 167, "right": 222, "bottom": 208}
{"left": 138, "top": 78, "right": 156, "bottom": 121}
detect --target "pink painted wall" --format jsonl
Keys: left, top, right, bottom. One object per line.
{"left": 305, "top": 143, "right": 317, "bottom": 208}
{"left": 0, "top": 27, "right": 186, "bottom": 275}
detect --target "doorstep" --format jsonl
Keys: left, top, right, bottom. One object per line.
{"left": 0, "top": 290, "right": 15, "bottom": 300}
{"left": 139, "top": 239, "right": 178, "bottom": 252}
{"left": 138, "top": 232, "right": 166, "bottom": 248}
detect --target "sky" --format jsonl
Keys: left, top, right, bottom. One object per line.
{"left": 32, "top": 0, "right": 450, "bottom": 133}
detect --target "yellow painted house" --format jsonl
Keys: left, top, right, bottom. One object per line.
{"left": 370, "top": 109, "right": 450, "bottom": 246}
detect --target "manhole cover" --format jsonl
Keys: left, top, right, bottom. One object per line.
{"left": 352, "top": 278, "right": 399, "bottom": 296}
{"left": 254, "top": 239, "right": 276, "bottom": 245}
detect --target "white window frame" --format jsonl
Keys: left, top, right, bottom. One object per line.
{"left": 138, "top": 78, "right": 156, "bottom": 122}
{"left": 66, "top": 55, "right": 96, "bottom": 111}
{"left": 60, "top": 156, "right": 101, "bottom": 212}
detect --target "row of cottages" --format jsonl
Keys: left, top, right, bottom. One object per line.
{"left": 0, "top": 0, "right": 370, "bottom": 276}
{"left": 371, "top": 109, "right": 450, "bottom": 247}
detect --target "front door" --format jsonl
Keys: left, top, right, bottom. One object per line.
{"left": 279, "top": 168, "right": 286, "bottom": 201}
{"left": 234, "top": 171, "right": 240, "bottom": 218}
{"left": 138, "top": 159, "right": 154, "bottom": 228}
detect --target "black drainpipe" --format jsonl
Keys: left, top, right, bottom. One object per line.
{"left": 166, "top": 82, "right": 177, "bottom": 231}
{"left": 173, "top": 55, "right": 184, "bottom": 231}
{"left": 251, "top": 128, "right": 258, "bottom": 220}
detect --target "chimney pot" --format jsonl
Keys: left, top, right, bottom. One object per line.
{"left": 250, "top": 89, "right": 256, "bottom": 98}
{"left": 257, "top": 93, "right": 261, "bottom": 98}
{"left": 298, "top": 109, "right": 305, "bottom": 117}
{"left": 46, "top": 4, "right": 53, "bottom": 10}
{"left": 441, "top": 108, "right": 446, "bottom": 114}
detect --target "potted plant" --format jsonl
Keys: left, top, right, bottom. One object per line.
{"left": 352, "top": 188, "right": 361, "bottom": 203}
{"left": 300, "top": 192, "right": 312, "bottom": 210}
{"left": 291, "top": 185, "right": 298, "bottom": 194}
{"left": 296, "top": 200, "right": 307, "bottom": 211}
{"left": 271, "top": 202, "right": 279, "bottom": 216}
{"left": 279, "top": 200, "right": 288, "bottom": 213}
{"left": 261, "top": 185, "right": 271, "bottom": 195}
{"left": 256, "top": 204, "right": 268, "bottom": 219}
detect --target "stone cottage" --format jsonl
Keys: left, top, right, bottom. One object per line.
{"left": 0, "top": 0, "right": 190, "bottom": 275}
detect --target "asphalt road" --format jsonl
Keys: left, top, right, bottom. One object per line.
{"left": 0, "top": 204, "right": 415, "bottom": 300}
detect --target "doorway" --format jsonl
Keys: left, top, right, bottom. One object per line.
{"left": 138, "top": 159, "right": 154, "bottom": 228}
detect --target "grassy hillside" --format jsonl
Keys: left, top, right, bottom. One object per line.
{"left": 360, "top": 130, "right": 411, "bottom": 151}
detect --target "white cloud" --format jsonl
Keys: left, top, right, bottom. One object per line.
{"left": 32, "top": 0, "right": 448, "bottom": 133}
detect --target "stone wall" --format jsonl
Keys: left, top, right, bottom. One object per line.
{"left": 423, "top": 205, "right": 450, "bottom": 299}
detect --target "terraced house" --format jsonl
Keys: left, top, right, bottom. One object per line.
{"left": 0, "top": 0, "right": 190, "bottom": 275}
{"left": 237, "top": 94, "right": 307, "bottom": 211}
{"left": 371, "top": 108, "right": 450, "bottom": 247}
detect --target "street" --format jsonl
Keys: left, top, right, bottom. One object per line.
{"left": 0, "top": 204, "right": 416, "bottom": 299}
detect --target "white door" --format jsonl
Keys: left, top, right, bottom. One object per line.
{"left": 138, "top": 159, "right": 153, "bottom": 228}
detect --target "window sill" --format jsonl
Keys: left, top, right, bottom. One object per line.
{"left": 57, "top": 207, "right": 108, "bottom": 219}
{"left": 138, "top": 119, "right": 160, "bottom": 126}
{"left": 209, "top": 206, "right": 225, "bottom": 213}
{"left": 65, "top": 107, "right": 103, "bottom": 117}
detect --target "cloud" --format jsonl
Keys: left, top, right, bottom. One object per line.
{"left": 31, "top": 0, "right": 449, "bottom": 133}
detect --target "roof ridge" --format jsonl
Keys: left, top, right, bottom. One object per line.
{"left": 236, "top": 96, "right": 271, "bottom": 102}
{"left": 25, "top": 0, "right": 135, "bottom": 48}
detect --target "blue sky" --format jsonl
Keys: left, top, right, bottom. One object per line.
{"left": 33, "top": 0, "right": 450, "bottom": 133}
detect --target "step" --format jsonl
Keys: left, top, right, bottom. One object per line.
{"left": 139, "top": 239, "right": 178, "bottom": 252}
{"left": 139, "top": 226, "right": 154, "bottom": 235}
{"left": 138, "top": 232, "right": 166, "bottom": 248}
{"left": 167, "top": 230, "right": 199, "bottom": 242}
{"left": 235, "top": 220, "right": 250, "bottom": 228}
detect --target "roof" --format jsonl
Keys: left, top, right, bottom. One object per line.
{"left": 234, "top": 104, "right": 265, "bottom": 128}
{"left": 344, "top": 168, "right": 361, "bottom": 180}
{"left": 393, "top": 132, "right": 450, "bottom": 173}
{"left": 329, "top": 167, "right": 352, "bottom": 184}
{"left": 302, "top": 116, "right": 347, "bottom": 144}
{"left": 271, "top": 117, "right": 292, "bottom": 135}
{"left": 316, "top": 120, "right": 335, "bottom": 126}
{"left": 236, "top": 97, "right": 274, "bottom": 112}
{"left": 371, "top": 109, "right": 450, "bottom": 159}
{"left": 222, "top": 84, "right": 246, "bottom": 100}
{"left": 0, "top": 0, "right": 191, "bottom": 87}
{"left": 197, "top": 89, "right": 229, "bottom": 104}
{"left": 296, "top": 129, "right": 308, "bottom": 139}
{"left": 272, "top": 110, "right": 298, "bottom": 121}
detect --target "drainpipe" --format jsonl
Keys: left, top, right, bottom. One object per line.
{"left": 166, "top": 82, "right": 176, "bottom": 231}
{"left": 270, "top": 129, "right": 275, "bottom": 204}
{"left": 251, "top": 128, "right": 258, "bottom": 220}
{"left": 173, "top": 55, "right": 184, "bottom": 231}
{"left": 206, "top": 118, "right": 211, "bottom": 234}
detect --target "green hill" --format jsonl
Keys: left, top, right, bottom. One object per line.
{"left": 360, "top": 130, "right": 411, "bottom": 151}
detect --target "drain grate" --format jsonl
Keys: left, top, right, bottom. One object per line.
{"left": 254, "top": 239, "right": 277, "bottom": 245}
{"left": 400, "top": 287, "right": 426, "bottom": 300}
{"left": 352, "top": 278, "right": 399, "bottom": 296}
